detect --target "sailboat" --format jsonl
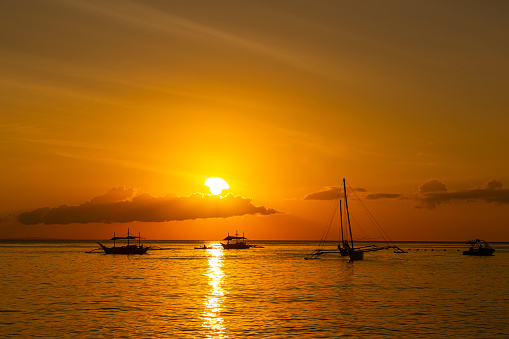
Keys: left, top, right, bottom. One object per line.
{"left": 341, "top": 177, "right": 368, "bottom": 261}
{"left": 306, "top": 178, "right": 406, "bottom": 261}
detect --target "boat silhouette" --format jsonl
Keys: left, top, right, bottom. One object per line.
{"left": 307, "top": 178, "right": 406, "bottom": 261}
{"left": 221, "top": 231, "right": 253, "bottom": 249}
{"left": 462, "top": 239, "right": 495, "bottom": 256}
{"left": 97, "top": 229, "right": 150, "bottom": 254}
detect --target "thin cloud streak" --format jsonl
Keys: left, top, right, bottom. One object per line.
{"left": 303, "top": 185, "right": 367, "bottom": 200}
{"left": 303, "top": 186, "right": 341, "bottom": 201}
{"left": 365, "top": 193, "right": 403, "bottom": 200}
{"left": 52, "top": 0, "right": 346, "bottom": 79}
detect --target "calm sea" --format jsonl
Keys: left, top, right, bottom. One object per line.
{"left": 0, "top": 240, "right": 507, "bottom": 338}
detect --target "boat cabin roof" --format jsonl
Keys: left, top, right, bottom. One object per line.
{"left": 110, "top": 235, "right": 141, "bottom": 240}
{"left": 466, "top": 239, "right": 489, "bottom": 245}
{"left": 223, "top": 236, "right": 246, "bottom": 240}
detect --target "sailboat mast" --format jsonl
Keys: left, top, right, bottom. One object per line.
{"left": 128, "top": 228, "right": 130, "bottom": 246}
{"left": 339, "top": 200, "right": 344, "bottom": 246}
{"left": 343, "top": 178, "right": 355, "bottom": 249}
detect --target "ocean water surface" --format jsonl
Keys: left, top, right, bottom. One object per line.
{"left": 0, "top": 240, "right": 507, "bottom": 338}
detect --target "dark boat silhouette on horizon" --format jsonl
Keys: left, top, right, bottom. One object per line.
{"left": 97, "top": 229, "right": 150, "bottom": 254}
{"left": 194, "top": 244, "right": 222, "bottom": 250}
{"left": 221, "top": 231, "right": 259, "bottom": 249}
{"left": 462, "top": 239, "right": 495, "bottom": 256}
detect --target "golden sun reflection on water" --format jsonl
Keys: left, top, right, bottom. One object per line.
{"left": 202, "top": 246, "right": 226, "bottom": 338}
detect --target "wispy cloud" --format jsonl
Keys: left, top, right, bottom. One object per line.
{"left": 51, "top": 0, "right": 341, "bottom": 78}
{"left": 417, "top": 179, "right": 448, "bottom": 194}
{"left": 303, "top": 186, "right": 342, "bottom": 201}
{"left": 365, "top": 193, "right": 403, "bottom": 200}
{"left": 304, "top": 179, "right": 509, "bottom": 209}
{"left": 17, "top": 188, "right": 279, "bottom": 225}
{"left": 416, "top": 179, "right": 509, "bottom": 209}
{"left": 303, "top": 185, "right": 367, "bottom": 200}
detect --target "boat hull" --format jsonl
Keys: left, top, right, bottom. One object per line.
{"left": 347, "top": 250, "right": 364, "bottom": 261}
{"left": 462, "top": 248, "right": 495, "bottom": 256}
{"left": 221, "top": 242, "right": 252, "bottom": 249}
{"left": 98, "top": 242, "right": 149, "bottom": 254}
{"left": 338, "top": 245, "right": 349, "bottom": 256}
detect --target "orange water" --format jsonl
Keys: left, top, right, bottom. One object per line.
{"left": 1, "top": 240, "right": 507, "bottom": 338}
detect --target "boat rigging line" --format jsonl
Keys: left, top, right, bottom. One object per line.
{"left": 305, "top": 178, "right": 407, "bottom": 260}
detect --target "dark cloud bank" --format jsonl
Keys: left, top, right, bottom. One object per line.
{"left": 416, "top": 179, "right": 509, "bottom": 209}
{"left": 18, "top": 188, "right": 279, "bottom": 225}
{"left": 304, "top": 179, "right": 509, "bottom": 209}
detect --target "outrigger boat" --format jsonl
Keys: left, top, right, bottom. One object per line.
{"left": 194, "top": 245, "right": 212, "bottom": 250}
{"left": 194, "top": 244, "right": 222, "bottom": 250}
{"left": 463, "top": 239, "right": 495, "bottom": 256}
{"left": 306, "top": 178, "right": 406, "bottom": 261}
{"left": 221, "top": 232, "right": 255, "bottom": 249}
{"left": 97, "top": 229, "right": 150, "bottom": 254}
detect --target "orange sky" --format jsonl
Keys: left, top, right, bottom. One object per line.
{"left": 1, "top": 1, "right": 508, "bottom": 241}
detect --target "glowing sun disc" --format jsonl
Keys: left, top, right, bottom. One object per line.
{"left": 205, "top": 177, "right": 230, "bottom": 195}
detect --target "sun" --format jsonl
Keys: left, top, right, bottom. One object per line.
{"left": 204, "top": 177, "right": 230, "bottom": 195}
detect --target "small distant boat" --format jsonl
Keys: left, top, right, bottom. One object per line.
{"left": 97, "top": 229, "right": 150, "bottom": 254}
{"left": 194, "top": 245, "right": 215, "bottom": 250}
{"left": 462, "top": 239, "right": 495, "bottom": 256}
{"left": 221, "top": 231, "right": 253, "bottom": 249}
